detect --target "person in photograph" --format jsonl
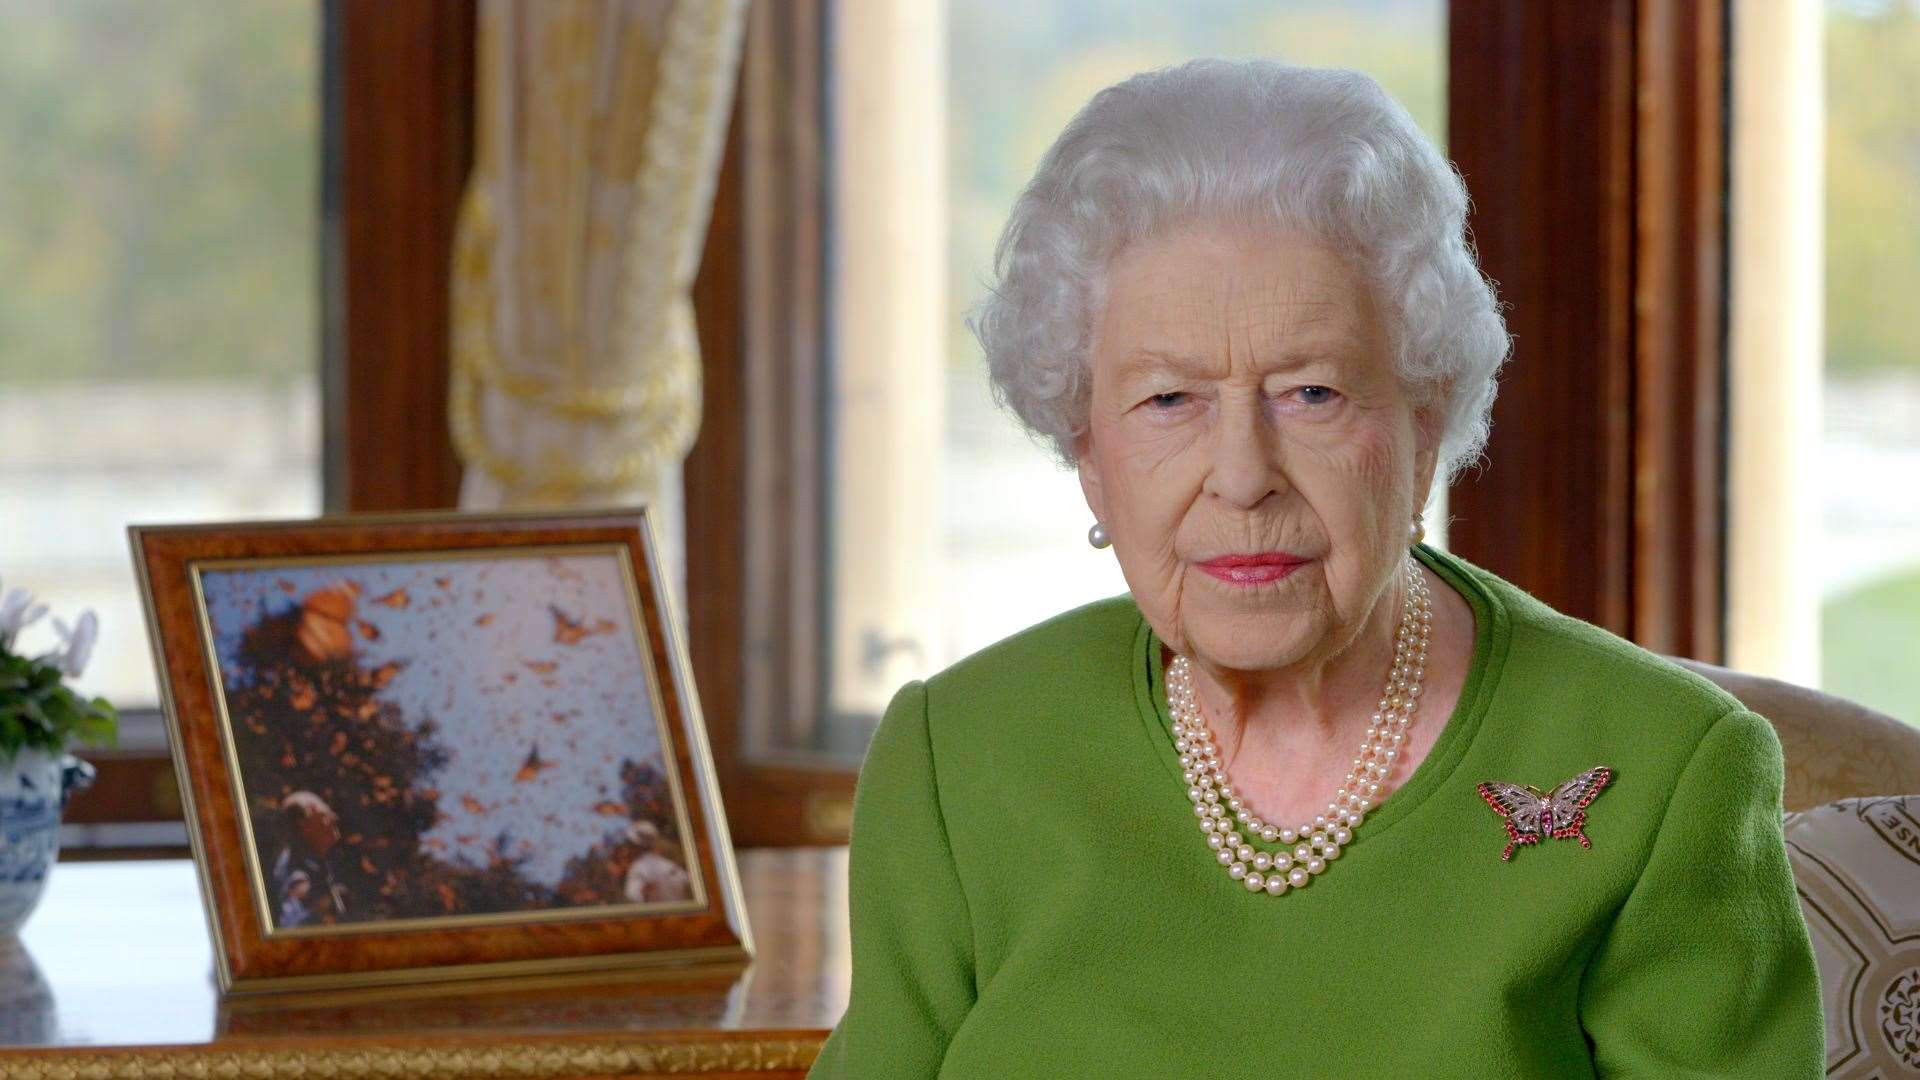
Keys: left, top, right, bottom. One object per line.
{"left": 809, "top": 59, "right": 1823, "bottom": 1078}
{"left": 269, "top": 790, "right": 348, "bottom": 928}
{"left": 622, "top": 819, "right": 692, "bottom": 903}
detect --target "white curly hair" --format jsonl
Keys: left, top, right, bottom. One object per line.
{"left": 966, "top": 59, "right": 1510, "bottom": 484}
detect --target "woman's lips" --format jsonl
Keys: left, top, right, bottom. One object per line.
{"left": 1195, "top": 553, "right": 1310, "bottom": 586}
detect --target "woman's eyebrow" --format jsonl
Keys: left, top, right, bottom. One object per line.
{"left": 1114, "top": 346, "right": 1344, "bottom": 384}
{"left": 1115, "top": 348, "right": 1214, "bottom": 381}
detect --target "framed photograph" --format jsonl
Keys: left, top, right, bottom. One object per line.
{"left": 129, "top": 508, "right": 751, "bottom": 994}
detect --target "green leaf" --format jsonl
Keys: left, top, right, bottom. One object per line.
{"left": 0, "top": 669, "right": 120, "bottom": 761}
{"left": 18, "top": 697, "right": 52, "bottom": 732}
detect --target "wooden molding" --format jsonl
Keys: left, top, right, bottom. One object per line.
{"left": 1630, "top": 0, "right": 1727, "bottom": 660}
{"left": 1447, "top": 0, "right": 1728, "bottom": 659}
{"left": 686, "top": 0, "right": 851, "bottom": 848}
{"left": 326, "top": 0, "right": 474, "bottom": 513}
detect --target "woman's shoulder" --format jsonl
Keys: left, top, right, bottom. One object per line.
{"left": 1437, "top": 547, "right": 1769, "bottom": 772}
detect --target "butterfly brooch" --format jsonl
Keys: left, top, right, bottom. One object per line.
{"left": 1476, "top": 767, "right": 1614, "bottom": 862}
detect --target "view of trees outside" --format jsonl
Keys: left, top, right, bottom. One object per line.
{"left": 1820, "top": 0, "right": 1920, "bottom": 722}
{"left": 0, "top": 1, "right": 320, "bottom": 708}
{"left": 925, "top": 0, "right": 1443, "bottom": 676}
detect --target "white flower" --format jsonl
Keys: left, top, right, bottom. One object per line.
{"left": 44, "top": 611, "right": 100, "bottom": 678}
{"left": 0, "top": 581, "right": 49, "bottom": 654}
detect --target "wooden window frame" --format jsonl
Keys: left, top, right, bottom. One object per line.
{"left": 1446, "top": 0, "right": 1729, "bottom": 661}
{"left": 325, "top": 0, "right": 474, "bottom": 514}
{"left": 686, "top": 0, "right": 849, "bottom": 847}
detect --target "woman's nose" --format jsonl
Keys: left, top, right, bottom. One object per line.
{"left": 1202, "top": 393, "right": 1283, "bottom": 508}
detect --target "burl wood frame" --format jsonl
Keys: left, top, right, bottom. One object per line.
{"left": 128, "top": 509, "right": 752, "bottom": 994}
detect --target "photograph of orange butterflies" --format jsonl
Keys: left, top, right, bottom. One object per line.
{"left": 130, "top": 509, "right": 751, "bottom": 994}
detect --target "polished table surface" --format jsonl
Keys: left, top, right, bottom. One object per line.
{"left": 0, "top": 847, "right": 850, "bottom": 1076}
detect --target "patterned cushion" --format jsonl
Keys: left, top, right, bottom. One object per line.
{"left": 1783, "top": 795, "right": 1920, "bottom": 1076}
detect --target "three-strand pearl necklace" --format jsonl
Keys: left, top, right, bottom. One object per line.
{"left": 1171, "top": 553, "right": 1432, "bottom": 895}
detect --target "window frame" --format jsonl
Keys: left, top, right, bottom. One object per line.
{"left": 1446, "top": 0, "right": 1729, "bottom": 660}
{"left": 686, "top": 0, "right": 853, "bottom": 847}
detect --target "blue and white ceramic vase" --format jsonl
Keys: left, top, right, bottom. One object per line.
{"left": 0, "top": 747, "right": 96, "bottom": 936}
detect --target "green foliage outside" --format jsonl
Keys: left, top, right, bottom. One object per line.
{"left": 1824, "top": 2, "right": 1920, "bottom": 376}
{"left": 0, "top": 0, "right": 317, "bottom": 383}
{"left": 1820, "top": 1, "right": 1920, "bottom": 726}
{"left": 1822, "top": 566, "right": 1920, "bottom": 723}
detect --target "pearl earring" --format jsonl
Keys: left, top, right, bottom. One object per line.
{"left": 1088, "top": 522, "right": 1112, "bottom": 549}
{"left": 1410, "top": 514, "right": 1426, "bottom": 547}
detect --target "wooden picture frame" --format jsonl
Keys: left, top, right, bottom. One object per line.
{"left": 128, "top": 508, "right": 751, "bottom": 994}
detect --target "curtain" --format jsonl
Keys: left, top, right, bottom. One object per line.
{"left": 450, "top": 0, "right": 746, "bottom": 576}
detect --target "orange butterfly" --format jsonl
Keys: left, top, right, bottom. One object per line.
{"left": 551, "top": 606, "right": 617, "bottom": 646}
{"left": 514, "top": 744, "right": 555, "bottom": 783}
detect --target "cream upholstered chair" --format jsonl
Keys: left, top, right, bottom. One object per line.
{"left": 1667, "top": 657, "right": 1920, "bottom": 811}
{"left": 1667, "top": 658, "right": 1920, "bottom": 1076}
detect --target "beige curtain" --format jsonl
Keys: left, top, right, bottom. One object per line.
{"left": 450, "top": 0, "right": 745, "bottom": 536}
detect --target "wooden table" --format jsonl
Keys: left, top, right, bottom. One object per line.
{"left": 0, "top": 847, "right": 850, "bottom": 1078}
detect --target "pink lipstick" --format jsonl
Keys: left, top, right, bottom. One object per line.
{"left": 1196, "top": 552, "right": 1309, "bottom": 586}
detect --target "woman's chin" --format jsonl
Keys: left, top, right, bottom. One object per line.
{"left": 1181, "top": 609, "right": 1325, "bottom": 674}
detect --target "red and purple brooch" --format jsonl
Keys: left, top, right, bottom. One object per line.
{"left": 1476, "top": 766, "right": 1614, "bottom": 862}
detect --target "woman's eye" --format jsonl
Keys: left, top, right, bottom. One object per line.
{"left": 1294, "top": 385, "right": 1338, "bottom": 406}
{"left": 1147, "top": 391, "right": 1188, "bottom": 409}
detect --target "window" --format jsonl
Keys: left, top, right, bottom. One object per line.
{"left": 0, "top": 0, "right": 324, "bottom": 852}
{"left": 1729, "top": 0, "right": 1920, "bottom": 725}
{"left": 752, "top": 0, "right": 1447, "bottom": 765}
{"left": 0, "top": 0, "right": 322, "bottom": 714}
{"left": 1815, "top": 0, "right": 1920, "bottom": 721}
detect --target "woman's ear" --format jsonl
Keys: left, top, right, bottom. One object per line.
{"left": 1074, "top": 431, "right": 1109, "bottom": 526}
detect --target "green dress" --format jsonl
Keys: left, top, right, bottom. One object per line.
{"left": 807, "top": 543, "right": 1824, "bottom": 1078}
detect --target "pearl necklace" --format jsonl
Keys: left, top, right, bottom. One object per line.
{"left": 1170, "top": 553, "right": 1431, "bottom": 895}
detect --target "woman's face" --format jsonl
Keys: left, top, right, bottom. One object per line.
{"left": 1076, "top": 222, "right": 1438, "bottom": 673}
{"left": 297, "top": 806, "right": 340, "bottom": 856}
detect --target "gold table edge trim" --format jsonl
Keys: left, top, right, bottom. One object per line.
{"left": 4, "top": 1034, "right": 828, "bottom": 1077}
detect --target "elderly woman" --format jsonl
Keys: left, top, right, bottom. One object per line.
{"left": 809, "top": 60, "right": 1822, "bottom": 1078}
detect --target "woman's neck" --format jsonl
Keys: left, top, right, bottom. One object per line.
{"left": 1174, "top": 562, "right": 1413, "bottom": 768}
{"left": 1165, "top": 560, "right": 1457, "bottom": 831}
